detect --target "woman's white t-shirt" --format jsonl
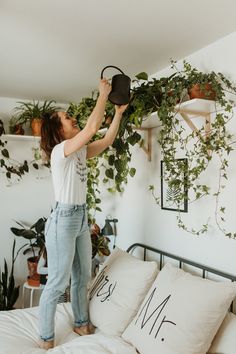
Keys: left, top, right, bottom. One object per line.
{"left": 51, "top": 141, "right": 87, "bottom": 205}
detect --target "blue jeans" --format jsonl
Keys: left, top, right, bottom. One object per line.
{"left": 39, "top": 203, "right": 92, "bottom": 341}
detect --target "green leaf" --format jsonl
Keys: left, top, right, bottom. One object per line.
{"left": 1, "top": 149, "right": 9, "bottom": 158}
{"left": 32, "top": 163, "right": 39, "bottom": 170}
{"left": 135, "top": 72, "right": 148, "bottom": 80}
{"left": 105, "top": 168, "right": 114, "bottom": 179}
{"left": 108, "top": 155, "right": 115, "bottom": 166}
{"left": 129, "top": 168, "right": 136, "bottom": 177}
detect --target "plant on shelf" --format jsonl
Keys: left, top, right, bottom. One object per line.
{"left": 10, "top": 217, "right": 46, "bottom": 286}
{"left": 13, "top": 100, "right": 59, "bottom": 136}
{"left": 148, "top": 60, "right": 236, "bottom": 237}
{"left": 9, "top": 115, "right": 25, "bottom": 135}
{"left": 0, "top": 240, "right": 20, "bottom": 311}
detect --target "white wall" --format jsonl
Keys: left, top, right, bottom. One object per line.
{"left": 0, "top": 98, "right": 65, "bottom": 307}
{"left": 1, "top": 31, "right": 236, "bottom": 309}
{"left": 96, "top": 31, "right": 236, "bottom": 275}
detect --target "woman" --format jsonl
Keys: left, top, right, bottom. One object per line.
{"left": 39, "top": 78, "right": 128, "bottom": 349}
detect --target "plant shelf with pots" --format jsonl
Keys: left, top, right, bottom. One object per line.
{"left": 137, "top": 98, "right": 218, "bottom": 161}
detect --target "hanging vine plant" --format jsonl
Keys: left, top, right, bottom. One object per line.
{"left": 148, "top": 60, "right": 236, "bottom": 238}
{"left": 67, "top": 93, "right": 142, "bottom": 221}
{"left": 0, "top": 137, "right": 29, "bottom": 181}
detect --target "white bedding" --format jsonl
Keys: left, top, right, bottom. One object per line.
{"left": 0, "top": 303, "right": 137, "bottom": 354}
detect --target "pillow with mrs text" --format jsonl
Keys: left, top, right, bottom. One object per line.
{"left": 88, "top": 247, "right": 159, "bottom": 336}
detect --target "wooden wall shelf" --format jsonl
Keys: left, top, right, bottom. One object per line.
{"left": 1, "top": 134, "right": 40, "bottom": 141}
{"left": 1, "top": 99, "right": 217, "bottom": 163}
{"left": 136, "top": 99, "right": 217, "bottom": 161}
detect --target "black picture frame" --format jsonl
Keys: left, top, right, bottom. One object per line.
{"left": 161, "top": 158, "right": 188, "bottom": 212}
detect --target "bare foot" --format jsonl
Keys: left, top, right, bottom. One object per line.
{"left": 39, "top": 340, "right": 54, "bottom": 350}
{"left": 74, "top": 323, "right": 95, "bottom": 336}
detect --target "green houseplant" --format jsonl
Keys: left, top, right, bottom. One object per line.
{"left": 11, "top": 217, "right": 46, "bottom": 286}
{"left": 0, "top": 240, "right": 20, "bottom": 311}
{"left": 90, "top": 223, "right": 110, "bottom": 259}
{"left": 13, "top": 100, "right": 59, "bottom": 136}
{"left": 148, "top": 60, "right": 236, "bottom": 237}
{"left": 0, "top": 136, "right": 29, "bottom": 182}
{"left": 67, "top": 96, "right": 141, "bottom": 220}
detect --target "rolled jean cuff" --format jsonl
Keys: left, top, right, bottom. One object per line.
{"left": 40, "top": 334, "right": 54, "bottom": 342}
{"left": 74, "top": 320, "right": 89, "bottom": 327}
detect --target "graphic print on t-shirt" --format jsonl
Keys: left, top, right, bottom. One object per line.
{"left": 76, "top": 156, "right": 87, "bottom": 183}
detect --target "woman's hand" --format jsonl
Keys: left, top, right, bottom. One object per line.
{"left": 99, "top": 78, "right": 111, "bottom": 98}
{"left": 115, "top": 104, "right": 129, "bottom": 115}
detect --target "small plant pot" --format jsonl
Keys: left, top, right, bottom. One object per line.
{"left": 27, "top": 275, "right": 40, "bottom": 287}
{"left": 27, "top": 256, "right": 40, "bottom": 280}
{"left": 31, "top": 118, "right": 42, "bottom": 136}
{"left": 11, "top": 124, "right": 25, "bottom": 135}
{"left": 188, "top": 83, "right": 216, "bottom": 100}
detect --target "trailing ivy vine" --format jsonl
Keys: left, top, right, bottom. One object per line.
{"left": 148, "top": 61, "right": 236, "bottom": 237}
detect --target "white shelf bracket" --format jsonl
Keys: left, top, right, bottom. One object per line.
{"left": 178, "top": 108, "right": 212, "bottom": 140}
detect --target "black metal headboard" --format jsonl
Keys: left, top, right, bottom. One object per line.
{"left": 127, "top": 243, "right": 236, "bottom": 312}
{"left": 127, "top": 243, "right": 236, "bottom": 282}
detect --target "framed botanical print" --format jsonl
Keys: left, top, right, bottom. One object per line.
{"left": 161, "top": 158, "right": 188, "bottom": 212}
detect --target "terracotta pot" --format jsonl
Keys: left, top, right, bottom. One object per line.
{"left": 31, "top": 118, "right": 42, "bottom": 136}
{"left": 14, "top": 124, "right": 25, "bottom": 135}
{"left": 27, "top": 276, "right": 40, "bottom": 287}
{"left": 27, "top": 256, "right": 40, "bottom": 280}
{"left": 167, "top": 90, "right": 180, "bottom": 104}
{"left": 188, "top": 83, "right": 216, "bottom": 100}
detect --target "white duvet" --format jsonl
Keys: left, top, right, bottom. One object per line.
{"left": 0, "top": 303, "right": 137, "bottom": 354}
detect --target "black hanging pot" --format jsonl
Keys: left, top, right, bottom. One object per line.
{"left": 101, "top": 65, "right": 131, "bottom": 105}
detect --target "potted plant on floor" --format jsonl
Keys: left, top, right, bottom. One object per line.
{"left": 0, "top": 240, "right": 20, "bottom": 310}
{"left": 10, "top": 217, "right": 47, "bottom": 286}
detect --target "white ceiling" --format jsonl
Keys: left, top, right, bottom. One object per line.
{"left": 1, "top": 0, "right": 236, "bottom": 104}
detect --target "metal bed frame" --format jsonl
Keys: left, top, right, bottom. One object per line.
{"left": 127, "top": 243, "right": 236, "bottom": 311}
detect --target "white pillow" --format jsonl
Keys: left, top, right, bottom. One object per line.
{"left": 122, "top": 263, "right": 236, "bottom": 354}
{"left": 88, "top": 247, "right": 159, "bottom": 336}
{"left": 208, "top": 312, "right": 236, "bottom": 354}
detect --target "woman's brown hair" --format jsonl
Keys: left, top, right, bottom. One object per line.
{"left": 40, "top": 111, "right": 63, "bottom": 161}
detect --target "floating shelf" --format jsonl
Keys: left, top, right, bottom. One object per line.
{"left": 137, "top": 112, "right": 161, "bottom": 129}
{"left": 136, "top": 99, "right": 218, "bottom": 161}
{"left": 1, "top": 134, "right": 40, "bottom": 141}
{"left": 175, "top": 98, "right": 217, "bottom": 115}
{"left": 0, "top": 99, "right": 218, "bottom": 162}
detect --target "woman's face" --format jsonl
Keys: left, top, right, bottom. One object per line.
{"left": 58, "top": 111, "right": 79, "bottom": 139}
